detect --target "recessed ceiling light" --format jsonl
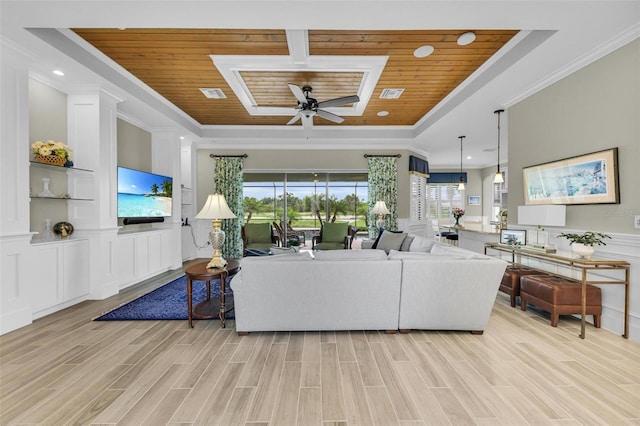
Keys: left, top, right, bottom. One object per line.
{"left": 377, "top": 111, "right": 389, "bottom": 117}
{"left": 466, "top": 156, "right": 472, "bottom": 160}
{"left": 413, "top": 45, "right": 434, "bottom": 58}
{"left": 53, "top": 69, "right": 64, "bottom": 76}
{"left": 457, "top": 32, "right": 476, "bottom": 46}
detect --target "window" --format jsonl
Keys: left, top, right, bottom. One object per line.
{"left": 427, "top": 184, "right": 464, "bottom": 221}
{"left": 243, "top": 172, "right": 368, "bottom": 229}
{"left": 410, "top": 174, "right": 426, "bottom": 223}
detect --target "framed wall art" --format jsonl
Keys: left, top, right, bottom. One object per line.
{"left": 467, "top": 195, "right": 480, "bottom": 205}
{"left": 500, "top": 229, "right": 526, "bottom": 246}
{"left": 523, "top": 148, "right": 619, "bottom": 205}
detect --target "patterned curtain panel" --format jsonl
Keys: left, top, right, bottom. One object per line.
{"left": 367, "top": 156, "right": 398, "bottom": 237}
{"left": 214, "top": 157, "right": 244, "bottom": 259}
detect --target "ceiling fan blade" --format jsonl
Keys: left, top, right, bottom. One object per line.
{"left": 317, "top": 95, "right": 360, "bottom": 108}
{"left": 286, "top": 113, "right": 302, "bottom": 125}
{"left": 288, "top": 83, "right": 308, "bottom": 105}
{"left": 316, "top": 109, "right": 345, "bottom": 124}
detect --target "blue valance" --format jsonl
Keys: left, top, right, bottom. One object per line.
{"left": 428, "top": 172, "right": 467, "bottom": 184}
{"left": 408, "top": 155, "right": 429, "bottom": 178}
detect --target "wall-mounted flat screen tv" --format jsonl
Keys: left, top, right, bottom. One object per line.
{"left": 117, "top": 166, "right": 173, "bottom": 218}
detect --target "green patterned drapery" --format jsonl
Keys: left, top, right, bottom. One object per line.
{"left": 213, "top": 157, "right": 244, "bottom": 259}
{"left": 367, "top": 156, "right": 398, "bottom": 237}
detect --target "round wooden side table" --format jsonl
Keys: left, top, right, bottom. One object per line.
{"left": 185, "top": 258, "right": 240, "bottom": 328}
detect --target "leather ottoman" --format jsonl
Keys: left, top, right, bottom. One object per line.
{"left": 500, "top": 266, "right": 548, "bottom": 307}
{"left": 520, "top": 275, "right": 602, "bottom": 328}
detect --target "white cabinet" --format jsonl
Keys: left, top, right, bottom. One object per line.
{"left": 115, "top": 229, "right": 173, "bottom": 289}
{"left": 30, "top": 238, "right": 90, "bottom": 317}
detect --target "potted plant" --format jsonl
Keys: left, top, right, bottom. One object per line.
{"left": 32, "top": 140, "right": 73, "bottom": 167}
{"left": 557, "top": 231, "right": 611, "bottom": 258}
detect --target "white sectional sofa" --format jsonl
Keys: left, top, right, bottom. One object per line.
{"left": 230, "top": 236, "right": 508, "bottom": 334}
{"left": 231, "top": 249, "right": 402, "bottom": 333}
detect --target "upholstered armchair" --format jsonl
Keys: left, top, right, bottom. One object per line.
{"left": 242, "top": 223, "right": 280, "bottom": 256}
{"left": 312, "top": 222, "right": 351, "bottom": 250}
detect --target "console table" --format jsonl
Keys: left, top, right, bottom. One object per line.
{"left": 185, "top": 259, "right": 240, "bottom": 328}
{"left": 484, "top": 243, "right": 630, "bottom": 339}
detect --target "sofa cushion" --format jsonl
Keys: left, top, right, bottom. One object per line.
{"left": 409, "top": 235, "right": 435, "bottom": 252}
{"left": 388, "top": 250, "right": 431, "bottom": 259}
{"left": 314, "top": 249, "right": 388, "bottom": 261}
{"left": 248, "top": 252, "right": 312, "bottom": 261}
{"left": 431, "top": 243, "right": 491, "bottom": 259}
{"left": 376, "top": 231, "right": 407, "bottom": 254}
{"left": 387, "top": 250, "right": 461, "bottom": 260}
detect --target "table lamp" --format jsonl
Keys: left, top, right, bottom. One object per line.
{"left": 195, "top": 194, "right": 237, "bottom": 269}
{"left": 371, "top": 200, "right": 391, "bottom": 229}
{"left": 518, "top": 205, "right": 566, "bottom": 248}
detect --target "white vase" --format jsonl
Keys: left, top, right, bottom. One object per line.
{"left": 572, "top": 243, "right": 594, "bottom": 259}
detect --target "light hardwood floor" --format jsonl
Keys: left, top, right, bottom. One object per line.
{"left": 1, "top": 265, "right": 639, "bottom": 426}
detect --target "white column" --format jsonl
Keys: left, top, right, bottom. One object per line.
{"left": 67, "top": 88, "right": 122, "bottom": 299}
{"left": 152, "top": 129, "right": 183, "bottom": 270}
{"left": 0, "top": 41, "right": 34, "bottom": 333}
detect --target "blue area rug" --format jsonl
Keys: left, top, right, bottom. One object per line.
{"left": 94, "top": 275, "right": 234, "bottom": 321}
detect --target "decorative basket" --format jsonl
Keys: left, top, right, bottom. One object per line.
{"left": 35, "top": 154, "right": 66, "bottom": 166}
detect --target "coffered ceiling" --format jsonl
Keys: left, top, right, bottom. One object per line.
{"left": 71, "top": 28, "right": 518, "bottom": 127}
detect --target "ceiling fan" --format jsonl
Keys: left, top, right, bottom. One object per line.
{"left": 286, "top": 83, "right": 360, "bottom": 133}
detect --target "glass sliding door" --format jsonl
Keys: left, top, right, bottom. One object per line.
{"left": 327, "top": 173, "right": 368, "bottom": 229}
{"left": 243, "top": 171, "right": 367, "bottom": 247}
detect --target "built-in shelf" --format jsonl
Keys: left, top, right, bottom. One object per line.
{"left": 29, "top": 160, "right": 96, "bottom": 237}
{"left": 29, "top": 161, "right": 93, "bottom": 173}
{"left": 30, "top": 196, "right": 94, "bottom": 201}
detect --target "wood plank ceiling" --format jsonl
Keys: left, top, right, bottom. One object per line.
{"left": 72, "top": 29, "right": 518, "bottom": 126}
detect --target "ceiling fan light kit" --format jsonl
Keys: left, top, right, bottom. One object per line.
{"left": 286, "top": 83, "right": 360, "bottom": 132}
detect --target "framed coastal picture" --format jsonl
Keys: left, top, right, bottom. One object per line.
{"left": 467, "top": 195, "right": 480, "bottom": 205}
{"left": 500, "top": 229, "right": 526, "bottom": 246}
{"left": 523, "top": 148, "right": 619, "bottom": 205}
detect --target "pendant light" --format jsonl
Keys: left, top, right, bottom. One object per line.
{"left": 493, "top": 109, "right": 505, "bottom": 184}
{"left": 458, "top": 135, "right": 465, "bottom": 191}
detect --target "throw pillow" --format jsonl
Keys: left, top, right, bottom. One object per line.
{"left": 371, "top": 227, "right": 385, "bottom": 249}
{"left": 376, "top": 231, "right": 407, "bottom": 254}
{"left": 372, "top": 228, "right": 403, "bottom": 249}
{"left": 409, "top": 235, "right": 436, "bottom": 252}
{"left": 400, "top": 235, "right": 415, "bottom": 251}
